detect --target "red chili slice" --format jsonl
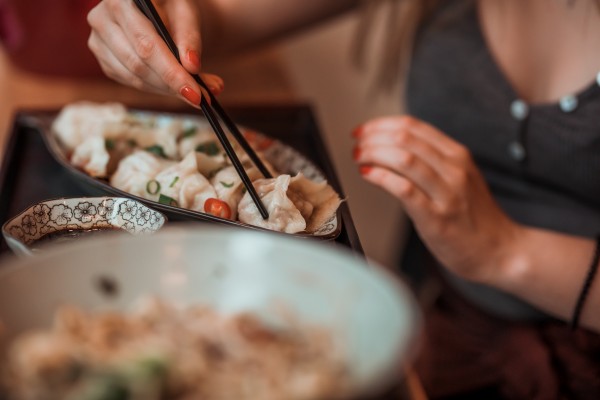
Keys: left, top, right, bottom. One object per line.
{"left": 204, "top": 198, "right": 232, "bottom": 220}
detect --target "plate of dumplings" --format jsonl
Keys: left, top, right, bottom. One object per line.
{"left": 33, "top": 102, "right": 343, "bottom": 239}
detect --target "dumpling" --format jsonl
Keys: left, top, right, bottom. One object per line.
{"left": 210, "top": 165, "right": 263, "bottom": 220}
{"left": 177, "top": 122, "right": 234, "bottom": 177}
{"left": 235, "top": 150, "right": 278, "bottom": 178}
{"left": 238, "top": 174, "right": 306, "bottom": 233}
{"left": 52, "top": 102, "right": 128, "bottom": 151}
{"left": 70, "top": 137, "right": 110, "bottom": 178}
{"left": 114, "top": 115, "right": 181, "bottom": 160}
{"left": 152, "top": 152, "right": 218, "bottom": 212}
{"left": 110, "top": 150, "right": 174, "bottom": 198}
{"left": 288, "top": 173, "right": 342, "bottom": 232}
{"left": 195, "top": 152, "right": 228, "bottom": 177}
{"left": 237, "top": 173, "right": 341, "bottom": 234}
{"left": 177, "top": 121, "right": 222, "bottom": 158}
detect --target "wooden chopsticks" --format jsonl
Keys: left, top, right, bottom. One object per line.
{"left": 133, "top": 0, "right": 271, "bottom": 220}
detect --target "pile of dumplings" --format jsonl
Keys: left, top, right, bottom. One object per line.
{"left": 51, "top": 102, "right": 342, "bottom": 234}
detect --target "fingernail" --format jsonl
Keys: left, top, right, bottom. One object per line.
{"left": 180, "top": 86, "right": 201, "bottom": 106}
{"left": 352, "top": 125, "right": 364, "bottom": 138}
{"left": 187, "top": 50, "right": 201, "bottom": 70}
{"left": 352, "top": 146, "right": 361, "bottom": 161}
{"left": 359, "top": 165, "right": 373, "bottom": 175}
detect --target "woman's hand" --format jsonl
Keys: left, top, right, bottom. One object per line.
{"left": 87, "top": 0, "right": 224, "bottom": 107}
{"left": 353, "top": 115, "right": 524, "bottom": 283}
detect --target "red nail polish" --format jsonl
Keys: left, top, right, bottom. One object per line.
{"left": 359, "top": 165, "right": 373, "bottom": 175}
{"left": 352, "top": 146, "right": 361, "bottom": 161}
{"left": 187, "top": 50, "right": 201, "bottom": 70}
{"left": 352, "top": 126, "right": 364, "bottom": 138}
{"left": 180, "top": 86, "right": 201, "bottom": 105}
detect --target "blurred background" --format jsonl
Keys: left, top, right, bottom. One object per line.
{"left": 0, "top": 5, "right": 407, "bottom": 268}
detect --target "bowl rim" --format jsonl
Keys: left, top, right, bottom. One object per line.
{"left": 1, "top": 196, "right": 168, "bottom": 255}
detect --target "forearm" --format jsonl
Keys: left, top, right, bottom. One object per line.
{"left": 199, "top": 0, "right": 360, "bottom": 55}
{"left": 487, "top": 227, "right": 600, "bottom": 332}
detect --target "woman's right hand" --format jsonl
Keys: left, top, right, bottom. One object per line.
{"left": 87, "top": 0, "right": 224, "bottom": 107}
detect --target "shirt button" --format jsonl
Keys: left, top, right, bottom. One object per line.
{"left": 559, "top": 95, "right": 578, "bottom": 113}
{"left": 508, "top": 141, "right": 526, "bottom": 162}
{"left": 510, "top": 100, "right": 529, "bottom": 121}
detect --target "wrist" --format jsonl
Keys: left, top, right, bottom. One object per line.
{"left": 478, "top": 225, "right": 533, "bottom": 290}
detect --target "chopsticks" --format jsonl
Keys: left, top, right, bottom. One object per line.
{"left": 133, "top": 0, "right": 271, "bottom": 220}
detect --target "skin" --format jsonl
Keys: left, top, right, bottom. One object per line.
{"left": 87, "top": 0, "right": 357, "bottom": 106}
{"left": 87, "top": 0, "right": 600, "bottom": 331}
{"left": 355, "top": 0, "right": 600, "bottom": 331}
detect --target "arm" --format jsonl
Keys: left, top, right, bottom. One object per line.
{"left": 87, "top": 0, "right": 358, "bottom": 106}
{"left": 353, "top": 115, "right": 600, "bottom": 332}
{"left": 200, "top": 0, "right": 360, "bottom": 55}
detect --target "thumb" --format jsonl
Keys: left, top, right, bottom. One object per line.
{"left": 165, "top": 0, "right": 203, "bottom": 74}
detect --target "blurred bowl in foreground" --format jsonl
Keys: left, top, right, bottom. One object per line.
{"left": 0, "top": 226, "right": 421, "bottom": 399}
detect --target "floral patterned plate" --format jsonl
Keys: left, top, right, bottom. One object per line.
{"left": 2, "top": 197, "right": 166, "bottom": 256}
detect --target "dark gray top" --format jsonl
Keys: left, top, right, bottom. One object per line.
{"left": 405, "top": 0, "right": 600, "bottom": 319}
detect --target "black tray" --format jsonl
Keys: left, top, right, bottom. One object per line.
{"left": 0, "top": 103, "right": 364, "bottom": 257}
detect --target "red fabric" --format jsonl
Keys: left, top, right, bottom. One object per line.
{"left": 1, "top": 0, "right": 105, "bottom": 79}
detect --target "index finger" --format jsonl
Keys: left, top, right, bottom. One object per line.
{"left": 115, "top": 0, "right": 204, "bottom": 106}
{"left": 356, "top": 116, "right": 464, "bottom": 158}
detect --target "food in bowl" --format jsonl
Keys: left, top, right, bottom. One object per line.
{"left": 0, "top": 227, "right": 421, "bottom": 399}
{"left": 50, "top": 102, "right": 342, "bottom": 234}
{"left": 1, "top": 298, "right": 350, "bottom": 400}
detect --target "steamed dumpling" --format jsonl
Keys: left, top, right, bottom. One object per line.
{"left": 70, "top": 137, "right": 110, "bottom": 178}
{"left": 52, "top": 102, "right": 128, "bottom": 151}
{"left": 177, "top": 122, "right": 222, "bottom": 158}
{"left": 110, "top": 150, "right": 174, "bottom": 198}
{"left": 288, "top": 173, "right": 342, "bottom": 232}
{"left": 238, "top": 174, "right": 306, "bottom": 233}
{"left": 210, "top": 165, "right": 263, "bottom": 220}
{"left": 114, "top": 115, "right": 181, "bottom": 159}
{"left": 152, "top": 152, "right": 218, "bottom": 212}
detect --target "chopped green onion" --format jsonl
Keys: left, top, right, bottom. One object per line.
{"left": 220, "top": 181, "right": 234, "bottom": 188}
{"left": 105, "top": 139, "right": 115, "bottom": 150}
{"left": 158, "top": 194, "right": 178, "bottom": 207}
{"left": 145, "top": 145, "right": 167, "bottom": 159}
{"left": 169, "top": 176, "right": 179, "bottom": 188}
{"left": 146, "top": 180, "right": 161, "bottom": 195}
{"left": 195, "top": 141, "right": 220, "bottom": 156}
{"left": 181, "top": 126, "right": 197, "bottom": 138}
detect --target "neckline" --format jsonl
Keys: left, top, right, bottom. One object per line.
{"left": 470, "top": 2, "right": 600, "bottom": 110}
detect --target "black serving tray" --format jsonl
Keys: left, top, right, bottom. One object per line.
{"left": 0, "top": 103, "right": 364, "bottom": 257}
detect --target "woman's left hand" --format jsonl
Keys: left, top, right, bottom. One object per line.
{"left": 353, "top": 115, "right": 523, "bottom": 283}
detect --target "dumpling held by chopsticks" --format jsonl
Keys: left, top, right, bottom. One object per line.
{"left": 238, "top": 173, "right": 341, "bottom": 234}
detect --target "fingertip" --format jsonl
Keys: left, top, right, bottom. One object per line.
{"left": 185, "top": 49, "right": 201, "bottom": 73}
{"left": 359, "top": 164, "right": 373, "bottom": 176}
{"left": 352, "top": 146, "right": 361, "bottom": 161}
{"left": 352, "top": 124, "right": 364, "bottom": 138}
{"left": 180, "top": 86, "right": 202, "bottom": 108}
{"left": 202, "top": 73, "right": 225, "bottom": 96}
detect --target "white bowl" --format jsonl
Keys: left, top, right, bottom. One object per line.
{"left": 0, "top": 226, "right": 421, "bottom": 398}
{"left": 1, "top": 197, "right": 167, "bottom": 256}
